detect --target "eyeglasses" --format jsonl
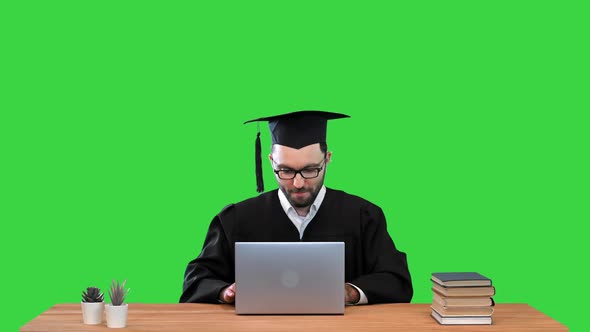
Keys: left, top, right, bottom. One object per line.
{"left": 272, "top": 159, "right": 326, "bottom": 180}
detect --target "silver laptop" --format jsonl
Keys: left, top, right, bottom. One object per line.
{"left": 235, "top": 242, "right": 345, "bottom": 314}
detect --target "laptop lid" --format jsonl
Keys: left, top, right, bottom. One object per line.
{"left": 235, "top": 242, "right": 345, "bottom": 314}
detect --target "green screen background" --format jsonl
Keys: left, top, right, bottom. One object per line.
{"left": 1, "top": 1, "right": 588, "bottom": 331}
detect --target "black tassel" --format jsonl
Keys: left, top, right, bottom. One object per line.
{"left": 255, "top": 131, "right": 264, "bottom": 193}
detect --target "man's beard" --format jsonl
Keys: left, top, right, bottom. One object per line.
{"left": 280, "top": 176, "right": 324, "bottom": 209}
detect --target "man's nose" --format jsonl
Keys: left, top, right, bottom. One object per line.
{"left": 293, "top": 173, "right": 305, "bottom": 188}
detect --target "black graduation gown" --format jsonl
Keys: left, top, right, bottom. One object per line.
{"left": 179, "top": 188, "right": 413, "bottom": 304}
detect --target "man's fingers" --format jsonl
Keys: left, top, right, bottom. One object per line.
{"left": 224, "top": 290, "right": 235, "bottom": 303}
{"left": 223, "top": 283, "right": 236, "bottom": 303}
{"left": 218, "top": 283, "right": 236, "bottom": 303}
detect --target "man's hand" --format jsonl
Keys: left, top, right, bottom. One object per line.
{"left": 219, "top": 283, "right": 236, "bottom": 303}
{"left": 345, "top": 284, "right": 360, "bottom": 304}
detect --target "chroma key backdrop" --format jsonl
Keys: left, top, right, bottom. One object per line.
{"left": 1, "top": 1, "right": 587, "bottom": 331}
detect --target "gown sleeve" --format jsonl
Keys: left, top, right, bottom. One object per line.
{"left": 179, "top": 213, "right": 234, "bottom": 303}
{"left": 349, "top": 204, "right": 413, "bottom": 303}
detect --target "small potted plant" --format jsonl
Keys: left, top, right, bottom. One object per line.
{"left": 105, "top": 279, "right": 130, "bottom": 328}
{"left": 81, "top": 286, "right": 104, "bottom": 325}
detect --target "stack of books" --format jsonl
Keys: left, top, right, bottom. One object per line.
{"left": 430, "top": 272, "right": 495, "bottom": 325}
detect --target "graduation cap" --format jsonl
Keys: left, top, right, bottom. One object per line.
{"left": 244, "top": 110, "right": 350, "bottom": 193}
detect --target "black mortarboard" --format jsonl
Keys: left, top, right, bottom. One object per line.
{"left": 244, "top": 110, "right": 350, "bottom": 193}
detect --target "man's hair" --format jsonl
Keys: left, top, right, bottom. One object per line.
{"left": 319, "top": 142, "right": 327, "bottom": 155}
{"left": 271, "top": 142, "right": 328, "bottom": 156}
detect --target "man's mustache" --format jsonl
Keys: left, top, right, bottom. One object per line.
{"left": 289, "top": 189, "right": 309, "bottom": 193}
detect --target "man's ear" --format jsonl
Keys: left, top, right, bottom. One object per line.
{"left": 325, "top": 151, "right": 332, "bottom": 165}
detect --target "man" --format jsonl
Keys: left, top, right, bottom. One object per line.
{"left": 180, "top": 110, "right": 413, "bottom": 304}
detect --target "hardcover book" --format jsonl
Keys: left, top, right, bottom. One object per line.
{"left": 431, "top": 309, "right": 492, "bottom": 325}
{"left": 431, "top": 302, "right": 494, "bottom": 316}
{"left": 431, "top": 272, "right": 492, "bottom": 287}
{"left": 432, "top": 292, "right": 494, "bottom": 307}
{"left": 432, "top": 283, "right": 496, "bottom": 297}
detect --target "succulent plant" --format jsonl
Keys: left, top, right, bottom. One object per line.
{"left": 82, "top": 287, "right": 104, "bottom": 303}
{"left": 108, "top": 279, "right": 130, "bottom": 306}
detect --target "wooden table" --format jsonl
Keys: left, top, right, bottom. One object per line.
{"left": 20, "top": 303, "right": 568, "bottom": 331}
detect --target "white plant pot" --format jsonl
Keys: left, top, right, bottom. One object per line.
{"left": 105, "top": 303, "right": 128, "bottom": 328}
{"left": 81, "top": 302, "right": 104, "bottom": 325}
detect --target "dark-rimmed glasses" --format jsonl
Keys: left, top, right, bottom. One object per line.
{"left": 272, "top": 159, "right": 326, "bottom": 180}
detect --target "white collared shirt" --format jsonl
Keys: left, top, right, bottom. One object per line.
{"left": 278, "top": 186, "right": 326, "bottom": 239}
{"left": 277, "top": 186, "right": 368, "bottom": 305}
